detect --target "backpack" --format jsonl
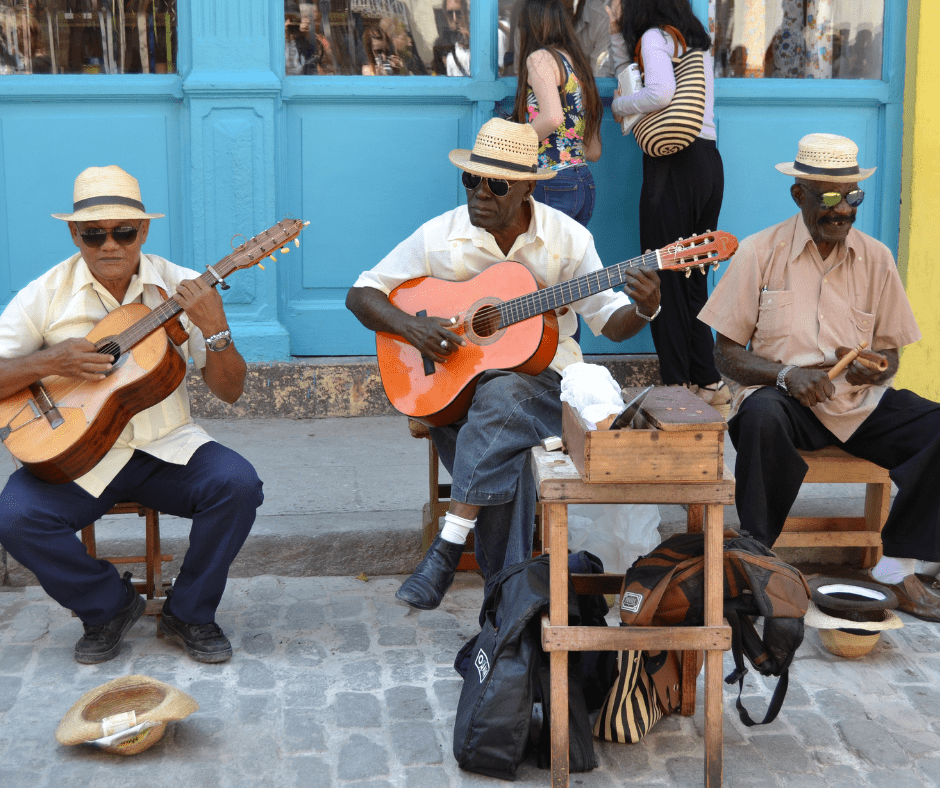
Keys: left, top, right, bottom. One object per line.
{"left": 619, "top": 529, "right": 811, "bottom": 726}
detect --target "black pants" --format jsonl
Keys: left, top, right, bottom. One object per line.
{"left": 729, "top": 386, "right": 940, "bottom": 559}
{"left": 639, "top": 137, "right": 724, "bottom": 387}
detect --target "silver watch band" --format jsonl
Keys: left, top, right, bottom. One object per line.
{"left": 776, "top": 364, "right": 797, "bottom": 394}
{"left": 636, "top": 304, "right": 661, "bottom": 322}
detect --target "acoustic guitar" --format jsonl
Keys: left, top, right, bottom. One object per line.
{"left": 376, "top": 230, "right": 738, "bottom": 427}
{"left": 0, "top": 218, "right": 309, "bottom": 484}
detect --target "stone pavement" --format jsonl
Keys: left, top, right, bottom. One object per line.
{"left": 3, "top": 416, "right": 940, "bottom": 786}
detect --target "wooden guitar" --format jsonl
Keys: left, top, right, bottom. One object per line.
{"left": 376, "top": 230, "right": 738, "bottom": 427}
{"left": 0, "top": 218, "right": 309, "bottom": 484}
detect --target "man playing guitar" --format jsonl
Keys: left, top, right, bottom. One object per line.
{"left": 346, "top": 118, "right": 661, "bottom": 609}
{"left": 0, "top": 166, "right": 263, "bottom": 664}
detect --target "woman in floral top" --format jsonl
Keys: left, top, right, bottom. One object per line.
{"left": 512, "top": 0, "right": 602, "bottom": 227}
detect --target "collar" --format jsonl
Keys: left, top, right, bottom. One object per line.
{"left": 787, "top": 213, "right": 858, "bottom": 267}
{"left": 449, "top": 197, "right": 541, "bottom": 256}
{"left": 71, "top": 252, "right": 172, "bottom": 306}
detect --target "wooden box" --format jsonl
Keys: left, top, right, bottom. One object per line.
{"left": 561, "top": 386, "right": 726, "bottom": 483}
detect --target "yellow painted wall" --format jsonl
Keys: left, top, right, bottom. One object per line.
{"left": 896, "top": 0, "right": 940, "bottom": 399}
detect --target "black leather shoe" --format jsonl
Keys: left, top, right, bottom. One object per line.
{"left": 74, "top": 572, "right": 145, "bottom": 664}
{"left": 157, "top": 589, "right": 232, "bottom": 663}
{"left": 396, "top": 534, "right": 464, "bottom": 610}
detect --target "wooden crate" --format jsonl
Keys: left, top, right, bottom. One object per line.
{"left": 561, "top": 387, "right": 726, "bottom": 483}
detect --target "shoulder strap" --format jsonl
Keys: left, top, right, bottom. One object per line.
{"left": 723, "top": 610, "right": 789, "bottom": 726}
{"left": 634, "top": 25, "right": 687, "bottom": 71}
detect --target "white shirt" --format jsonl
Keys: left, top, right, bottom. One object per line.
{"left": 353, "top": 197, "right": 632, "bottom": 375}
{"left": 0, "top": 252, "right": 214, "bottom": 496}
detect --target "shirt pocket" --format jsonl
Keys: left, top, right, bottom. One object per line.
{"left": 849, "top": 305, "right": 876, "bottom": 346}
{"left": 755, "top": 289, "right": 793, "bottom": 339}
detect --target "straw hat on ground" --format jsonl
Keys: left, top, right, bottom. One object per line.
{"left": 805, "top": 577, "right": 902, "bottom": 659}
{"left": 449, "top": 118, "right": 556, "bottom": 181}
{"left": 56, "top": 674, "right": 198, "bottom": 755}
{"left": 52, "top": 165, "right": 164, "bottom": 222}
{"left": 775, "top": 133, "right": 875, "bottom": 183}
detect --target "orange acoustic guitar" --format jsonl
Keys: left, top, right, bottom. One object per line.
{"left": 377, "top": 230, "right": 739, "bottom": 427}
{"left": 0, "top": 218, "right": 309, "bottom": 484}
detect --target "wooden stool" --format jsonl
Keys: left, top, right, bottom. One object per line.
{"left": 773, "top": 447, "right": 892, "bottom": 568}
{"left": 80, "top": 502, "right": 172, "bottom": 615}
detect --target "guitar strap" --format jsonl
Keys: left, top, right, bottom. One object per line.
{"left": 156, "top": 286, "right": 190, "bottom": 347}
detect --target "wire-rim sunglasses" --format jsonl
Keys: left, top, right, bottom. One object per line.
{"left": 78, "top": 224, "right": 141, "bottom": 248}
{"left": 803, "top": 187, "right": 865, "bottom": 209}
{"left": 461, "top": 171, "right": 512, "bottom": 197}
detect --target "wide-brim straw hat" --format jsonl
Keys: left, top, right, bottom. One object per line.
{"left": 449, "top": 118, "right": 556, "bottom": 181}
{"left": 56, "top": 675, "right": 198, "bottom": 755}
{"left": 775, "top": 133, "right": 875, "bottom": 183}
{"left": 52, "top": 165, "right": 164, "bottom": 222}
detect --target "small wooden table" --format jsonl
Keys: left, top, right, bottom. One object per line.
{"left": 531, "top": 447, "right": 735, "bottom": 787}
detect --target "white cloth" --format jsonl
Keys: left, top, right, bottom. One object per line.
{"left": 0, "top": 253, "right": 214, "bottom": 496}
{"left": 352, "top": 198, "right": 632, "bottom": 375}
{"left": 446, "top": 29, "right": 508, "bottom": 76}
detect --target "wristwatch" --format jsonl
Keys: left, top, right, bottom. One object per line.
{"left": 776, "top": 364, "right": 797, "bottom": 395}
{"left": 636, "top": 304, "right": 662, "bottom": 322}
{"left": 205, "top": 329, "right": 232, "bottom": 352}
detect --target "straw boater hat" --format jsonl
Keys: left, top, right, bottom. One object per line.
{"left": 449, "top": 118, "right": 556, "bottom": 181}
{"left": 775, "top": 133, "right": 875, "bottom": 183}
{"left": 804, "top": 577, "right": 902, "bottom": 659}
{"left": 52, "top": 165, "right": 164, "bottom": 222}
{"left": 55, "top": 675, "right": 198, "bottom": 755}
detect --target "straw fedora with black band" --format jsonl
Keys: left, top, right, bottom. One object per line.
{"left": 775, "top": 133, "right": 875, "bottom": 184}
{"left": 449, "top": 118, "right": 556, "bottom": 181}
{"left": 52, "top": 165, "right": 165, "bottom": 223}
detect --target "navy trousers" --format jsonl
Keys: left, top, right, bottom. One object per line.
{"left": 0, "top": 442, "right": 263, "bottom": 626}
{"left": 729, "top": 386, "right": 940, "bottom": 559}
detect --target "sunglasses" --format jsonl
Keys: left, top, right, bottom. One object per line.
{"left": 446, "top": 9, "right": 464, "bottom": 19}
{"left": 462, "top": 171, "right": 511, "bottom": 197}
{"left": 78, "top": 225, "right": 141, "bottom": 247}
{"left": 804, "top": 188, "right": 865, "bottom": 209}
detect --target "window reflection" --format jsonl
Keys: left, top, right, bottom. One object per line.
{"left": 712, "top": 0, "right": 883, "bottom": 79}
{"left": 0, "top": 0, "right": 177, "bottom": 75}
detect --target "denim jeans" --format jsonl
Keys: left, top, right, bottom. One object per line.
{"left": 0, "top": 443, "right": 263, "bottom": 625}
{"left": 430, "top": 368, "right": 562, "bottom": 587}
{"left": 532, "top": 164, "right": 596, "bottom": 227}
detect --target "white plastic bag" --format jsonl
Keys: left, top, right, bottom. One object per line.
{"left": 560, "top": 362, "right": 624, "bottom": 428}
{"left": 567, "top": 503, "right": 661, "bottom": 575}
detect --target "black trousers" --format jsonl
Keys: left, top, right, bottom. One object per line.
{"left": 729, "top": 386, "right": 940, "bottom": 560}
{"left": 639, "top": 137, "right": 724, "bottom": 387}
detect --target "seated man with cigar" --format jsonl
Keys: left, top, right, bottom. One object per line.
{"left": 0, "top": 166, "right": 263, "bottom": 663}
{"left": 346, "top": 118, "right": 660, "bottom": 610}
{"left": 699, "top": 133, "right": 940, "bottom": 620}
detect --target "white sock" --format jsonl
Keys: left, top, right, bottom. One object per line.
{"left": 871, "top": 556, "right": 917, "bottom": 585}
{"left": 441, "top": 511, "right": 476, "bottom": 545}
{"left": 917, "top": 561, "right": 940, "bottom": 577}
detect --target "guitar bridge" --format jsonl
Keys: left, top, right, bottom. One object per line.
{"left": 29, "top": 383, "right": 65, "bottom": 430}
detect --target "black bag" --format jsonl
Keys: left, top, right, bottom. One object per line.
{"left": 619, "top": 529, "right": 811, "bottom": 726}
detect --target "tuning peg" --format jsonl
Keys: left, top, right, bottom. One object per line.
{"left": 269, "top": 254, "right": 277, "bottom": 262}
{"left": 699, "top": 265, "right": 707, "bottom": 274}
{"left": 685, "top": 269, "right": 692, "bottom": 278}
{"left": 712, "top": 262, "right": 721, "bottom": 270}
{"left": 294, "top": 239, "right": 300, "bottom": 247}
{"left": 281, "top": 246, "right": 290, "bottom": 253}
{"left": 258, "top": 263, "right": 265, "bottom": 271}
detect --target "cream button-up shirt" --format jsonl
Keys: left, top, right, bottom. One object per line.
{"left": 0, "top": 252, "right": 214, "bottom": 497}
{"left": 353, "top": 198, "right": 632, "bottom": 375}
{"left": 699, "top": 214, "right": 922, "bottom": 441}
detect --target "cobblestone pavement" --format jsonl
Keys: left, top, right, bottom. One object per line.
{"left": 3, "top": 569, "right": 940, "bottom": 787}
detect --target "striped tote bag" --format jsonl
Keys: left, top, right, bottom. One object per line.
{"left": 592, "top": 649, "right": 664, "bottom": 743}
{"left": 632, "top": 26, "right": 706, "bottom": 157}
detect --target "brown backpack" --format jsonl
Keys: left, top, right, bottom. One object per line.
{"left": 619, "top": 529, "right": 811, "bottom": 726}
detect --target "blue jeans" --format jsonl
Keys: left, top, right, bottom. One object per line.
{"left": 0, "top": 443, "right": 263, "bottom": 625}
{"left": 532, "top": 164, "right": 596, "bottom": 228}
{"left": 430, "top": 368, "right": 562, "bottom": 588}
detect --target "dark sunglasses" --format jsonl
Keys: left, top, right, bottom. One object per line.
{"left": 804, "top": 187, "right": 865, "bottom": 209}
{"left": 79, "top": 225, "right": 140, "bottom": 247}
{"left": 462, "top": 171, "right": 511, "bottom": 197}
{"left": 446, "top": 8, "right": 464, "bottom": 19}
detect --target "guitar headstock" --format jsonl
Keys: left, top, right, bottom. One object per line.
{"left": 657, "top": 231, "right": 738, "bottom": 275}
{"left": 228, "top": 218, "right": 310, "bottom": 272}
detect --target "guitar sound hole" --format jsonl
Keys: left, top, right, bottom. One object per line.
{"left": 96, "top": 341, "right": 122, "bottom": 365}
{"left": 471, "top": 305, "right": 501, "bottom": 338}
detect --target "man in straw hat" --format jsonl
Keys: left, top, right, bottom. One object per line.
{"left": 346, "top": 118, "right": 660, "bottom": 609}
{"left": 0, "top": 165, "right": 263, "bottom": 662}
{"left": 699, "top": 133, "right": 940, "bottom": 620}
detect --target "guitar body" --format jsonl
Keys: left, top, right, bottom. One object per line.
{"left": 376, "top": 261, "right": 559, "bottom": 427}
{"left": 0, "top": 304, "right": 186, "bottom": 484}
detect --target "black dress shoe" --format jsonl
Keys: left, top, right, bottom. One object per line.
{"left": 396, "top": 534, "right": 464, "bottom": 610}
{"left": 74, "top": 572, "right": 145, "bottom": 664}
{"left": 157, "top": 589, "right": 232, "bottom": 663}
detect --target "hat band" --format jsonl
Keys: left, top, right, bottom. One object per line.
{"left": 73, "top": 195, "right": 146, "bottom": 212}
{"left": 469, "top": 153, "right": 537, "bottom": 174}
{"left": 793, "top": 161, "right": 860, "bottom": 177}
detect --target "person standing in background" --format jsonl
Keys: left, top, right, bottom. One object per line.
{"left": 568, "top": 0, "right": 614, "bottom": 77}
{"left": 609, "top": 0, "right": 730, "bottom": 413}
{"left": 513, "top": 0, "right": 602, "bottom": 228}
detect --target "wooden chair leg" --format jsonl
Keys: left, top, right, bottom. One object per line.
{"left": 862, "top": 480, "right": 890, "bottom": 568}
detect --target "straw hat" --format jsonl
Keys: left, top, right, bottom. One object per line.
{"left": 805, "top": 577, "right": 902, "bottom": 659}
{"left": 52, "top": 165, "right": 164, "bottom": 222}
{"left": 56, "top": 675, "right": 198, "bottom": 755}
{"left": 775, "top": 133, "right": 875, "bottom": 183}
{"left": 449, "top": 118, "right": 556, "bottom": 181}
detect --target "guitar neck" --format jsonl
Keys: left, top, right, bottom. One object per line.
{"left": 498, "top": 251, "right": 660, "bottom": 328}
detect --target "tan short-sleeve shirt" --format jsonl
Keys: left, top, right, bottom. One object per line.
{"left": 698, "top": 214, "right": 921, "bottom": 441}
